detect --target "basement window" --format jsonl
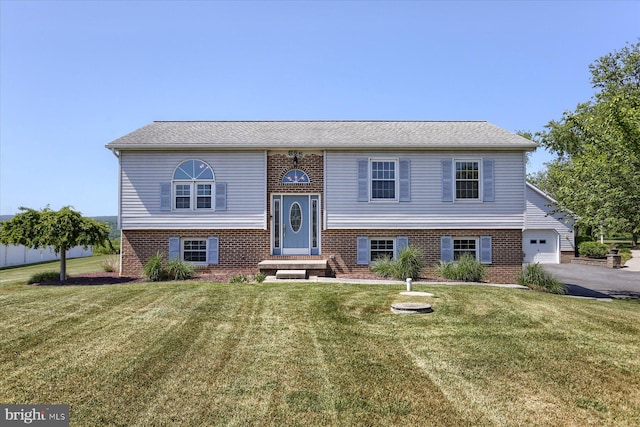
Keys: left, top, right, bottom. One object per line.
{"left": 370, "top": 239, "right": 394, "bottom": 262}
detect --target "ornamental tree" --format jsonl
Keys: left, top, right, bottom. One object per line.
{"left": 0, "top": 206, "right": 111, "bottom": 281}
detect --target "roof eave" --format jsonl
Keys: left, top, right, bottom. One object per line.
{"left": 105, "top": 143, "right": 538, "bottom": 151}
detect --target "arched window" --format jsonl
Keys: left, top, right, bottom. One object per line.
{"left": 173, "top": 160, "right": 215, "bottom": 210}
{"left": 282, "top": 169, "right": 310, "bottom": 184}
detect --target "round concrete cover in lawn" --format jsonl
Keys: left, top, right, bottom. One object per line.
{"left": 391, "top": 302, "right": 433, "bottom": 314}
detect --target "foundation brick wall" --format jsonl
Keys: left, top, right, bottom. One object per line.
{"left": 323, "top": 228, "right": 523, "bottom": 284}
{"left": 121, "top": 229, "right": 270, "bottom": 276}
{"left": 123, "top": 227, "right": 522, "bottom": 283}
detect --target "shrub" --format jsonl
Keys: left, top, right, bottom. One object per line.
{"left": 579, "top": 241, "right": 609, "bottom": 258}
{"left": 254, "top": 273, "right": 267, "bottom": 283}
{"left": 370, "top": 246, "right": 425, "bottom": 280}
{"left": 143, "top": 252, "right": 166, "bottom": 282}
{"left": 518, "top": 263, "right": 565, "bottom": 294}
{"left": 167, "top": 258, "right": 196, "bottom": 280}
{"left": 28, "top": 271, "right": 63, "bottom": 284}
{"left": 102, "top": 255, "right": 120, "bottom": 272}
{"left": 434, "top": 261, "right": 455, "bottom": 280}
{"left": 435, "top": 254, "right": 486, "bottom": 282}
{"left": 394, "top": 246, "right": 425, "bottom": 280}
{"left": 143, "top": 253, "right": 198, "bottom": 282}
{"left": 229, "top": 274, "right": 249, "bottom": 283}
{"left": 620, "top": 248, "right": 632, "bottom": 264}
{"left": 370, "top": 255, "right": 396, "bottom": 279}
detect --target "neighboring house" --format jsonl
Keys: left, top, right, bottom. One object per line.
{"left": 524, "top": 182, "right": 575, "bottom": 264}
{"left": 106, "top": 121, "right": 538, "bottom": 283}
{"left": 0, "top": 244, "right": 93, "bottom": 268}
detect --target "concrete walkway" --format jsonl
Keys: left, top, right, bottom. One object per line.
{"left": 623, "top": 250, "right": 640, "bottom": 271}
{"left": 263, "top": 275, "right": 527, "bottom": 289}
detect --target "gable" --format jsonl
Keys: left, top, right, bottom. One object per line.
{"left": 525, "top": 183, "right": 574, "bottom": 229}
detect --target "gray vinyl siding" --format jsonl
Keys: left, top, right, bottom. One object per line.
{"left": 325, "top": 151, "right": 526, "bottom": 229}
{"left": 119, "top": 151, "right": 266, "bottom": 230}
{"left": 525, "top": 184, "right": 574, "bottom": 252}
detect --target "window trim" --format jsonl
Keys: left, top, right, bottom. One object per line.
{"left": 370, "top": 158, "right": 399, "bottom": 202}
{"left": 453, "top": 159, "right": 482, "bottom": 202}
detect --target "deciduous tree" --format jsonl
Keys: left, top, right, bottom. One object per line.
{"left": 536, "top": 41, "right": 640, "bottom": 245}
{"left": 0, "top": 206, "right": 111, "bottom": 281}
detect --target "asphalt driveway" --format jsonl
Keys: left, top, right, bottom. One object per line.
{"left": 544, "top": 262, "right": 640, "bottom": 299}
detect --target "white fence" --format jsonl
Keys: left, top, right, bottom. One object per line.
{"left": 0, "top": 244, "right": 93, "bottom": 268}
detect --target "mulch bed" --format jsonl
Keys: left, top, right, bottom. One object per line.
{"left": 32, "top": 272, "right": 146, "bottom": 286}
{"left": 32, "top": 271, "right": 253, "bottom": 286}
{"left": 32, "top": 271, "right": 436, "bottom": 286}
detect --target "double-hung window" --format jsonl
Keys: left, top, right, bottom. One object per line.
{"left": 169, "top": 236, "right": 219, "bottom": 265}
{"left": 358, "top": 158, "right": 409, "bottom": 203}
{"left": 196, "top": 184, "right": 212, "bottom": 209}
{"left": 371, "top": 160, "right": 397, "bottom": 201}
{"left": 453, "top": 238, "right": 478, "bottom": 260}
{"left": 441, "top": 235, "right": 491, "bottom": 264}
{"left": 357, "top": 236, "right": 409, "bottom": 265}
{"left": 370, "top": 238, "right": 395, "bottom": 261}
{"left": 455, "top": 160, "right": 480, "bottom": 200}
{"left": 173, "top": 160, "right": 215, "bottom": 210}
{"left": 183, "top": 239, "right": 207, "bottom": 263}
{"left": 175, "top": 184, "right": 192, "bottom": 209}
{"left": 442, "top": 158, "right": 493, "bottom": 203}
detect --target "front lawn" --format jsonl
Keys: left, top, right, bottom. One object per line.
{"left": 1, "top": 278, "right": 639, "bottom": 426}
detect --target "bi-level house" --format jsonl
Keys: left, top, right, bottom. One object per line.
{"left": 106, "top": 121, "right": 538, "bottom": 283}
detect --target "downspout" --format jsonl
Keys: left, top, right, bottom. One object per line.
{"left": 523, "top": 156, "right": 528, "bottom": 264}
{"left": 264, "top": 150, "right": 268, "bottom": 231}
{"left": 323, "top": 150, "right": 327, "bottom": 232}
{"left": 108, "top": 148, "right": 123, "bottom": 274}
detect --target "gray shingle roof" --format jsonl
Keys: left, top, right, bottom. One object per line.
{"left": 105, "top": 121, "right": 538, "bottom": 151}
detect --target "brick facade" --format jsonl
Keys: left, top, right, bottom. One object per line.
{"left": 121, "top": 229, "right": 271, "bottom": 276}
{"left": 120, "top": 151, "right": 523, "bottom": 283}
{"left": 266, "top": 151, "right": 325, "bottom": 224}
{"left": 323, "top": 228, "right": 522, "bottom": 284}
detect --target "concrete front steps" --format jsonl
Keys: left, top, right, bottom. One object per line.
{"left": 275, "top": 270, "right": 307, "bottom": 279}
{"left": 258, "top": 259, "right": 331, "bottom": 280}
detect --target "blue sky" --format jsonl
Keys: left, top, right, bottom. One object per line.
{"left": 1, "top": 1, "right": 638, "bottom": 216}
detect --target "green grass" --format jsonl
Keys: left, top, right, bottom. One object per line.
{"left": 1, "top": 262, "right": 640, "bottom": 426}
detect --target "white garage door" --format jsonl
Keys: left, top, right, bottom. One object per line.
{"left": 523, "top": 230, "right": 559, "bottom": 264}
